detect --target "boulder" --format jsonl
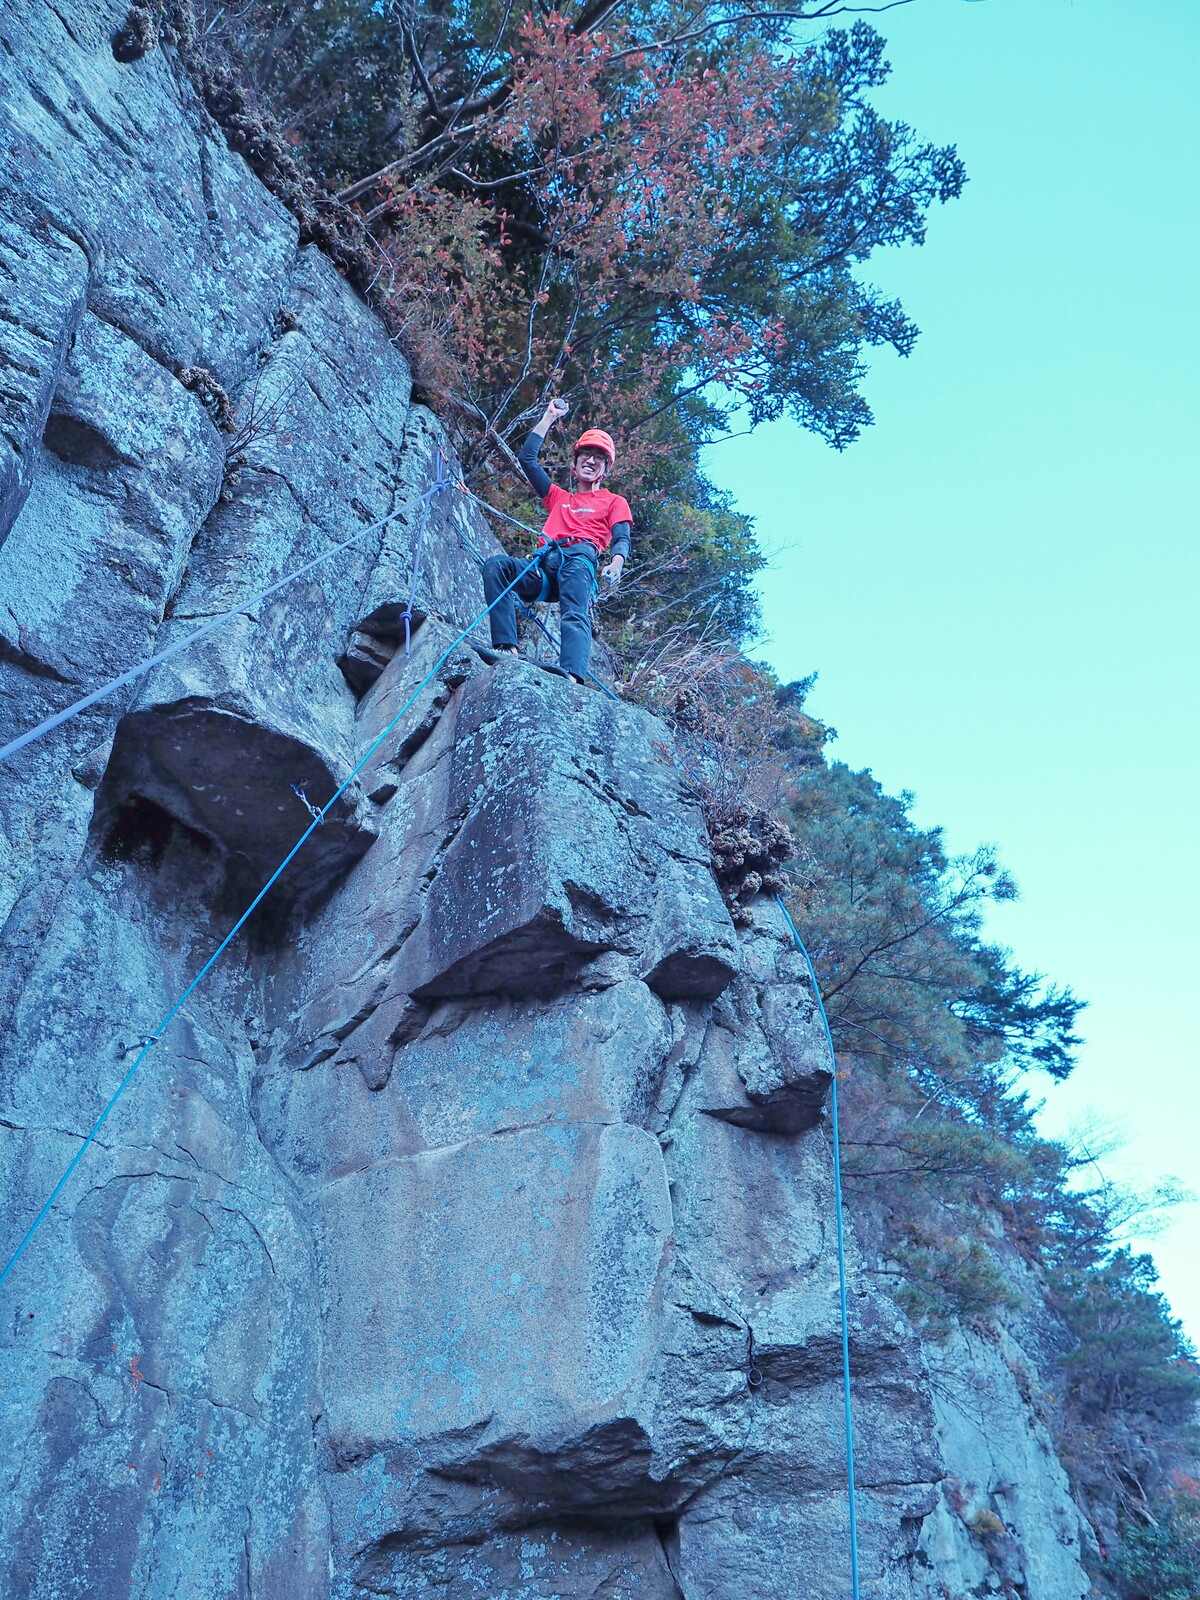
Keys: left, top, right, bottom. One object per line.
{"left": 389, "top": 664, "right": 739, "bottom": 1003}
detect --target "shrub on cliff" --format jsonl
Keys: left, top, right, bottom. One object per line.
{"left": 777, "top": 757, "right": 1089, "bottom": 1324}
{"left": 1113, "top": 1484, "right": 1200, "bottom": 1600}
{"left": 777, "top": 746, "right": 1196, "bottom": 1541}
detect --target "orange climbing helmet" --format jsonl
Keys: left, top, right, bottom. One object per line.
{"left": 574, "top": 428, "right": 616, "bottom": 466}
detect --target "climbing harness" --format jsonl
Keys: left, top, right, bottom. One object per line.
{"left": 0, "top": 478, "right": 455, "bottom": 767}
{"left": 459, "top": 494, "right": 623, "bottom": 702}
{"left": 0, "top": 549, "right": 546, "bottom": 1293}
{"left": 775, "top": 894, "right": 861, "bottom": 1600}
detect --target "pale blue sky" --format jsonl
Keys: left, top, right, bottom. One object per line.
{"left": 707, "top": 0, "right": 1200, "bottom": 1336}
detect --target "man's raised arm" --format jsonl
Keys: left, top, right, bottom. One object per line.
{"left": 517, "top": 398, "right": 569, "bottom": 499}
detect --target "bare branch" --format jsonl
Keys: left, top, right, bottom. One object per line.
{"left": 448, "top": 165, "right": 546, "bottom": 190}
{"left": 336, "top": 123, "right": 483, "bottom": 203}
{"left": 817, "top": 890, "right": 986, "bottom": 1007}
{"left": 571, "top": 0, "right": 631, "bottom": 35}
{"left": 405, "top": 23, "right": 443, "bottom": 116}
{"left": 606, "top": 0, "right": 915, "bottom": 60}
{"left": 443, "top": 0, "right": 516, "bottom": 141}
{"left": 436, "top": 389, "right": 527, "bottom": 477}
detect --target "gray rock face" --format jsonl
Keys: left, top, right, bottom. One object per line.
{"left": 913, "top": 1326, "right": 1092, "bottom": 1600}
{"left": 0, "top": 208, "right": 89, "bottom": 549}
{"left": 0, "top": 5, "right": 1095, "bottom": 1598}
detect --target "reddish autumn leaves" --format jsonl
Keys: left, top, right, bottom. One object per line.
{"left": 364, "top": 11, "right": 798, "bottom": 479}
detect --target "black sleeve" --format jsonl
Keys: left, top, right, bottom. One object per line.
{"left": 610, "top": 521, "right": 631, "bottom": 562}
{"left": 518, "top": 431, "right": 553, "bottom": 500}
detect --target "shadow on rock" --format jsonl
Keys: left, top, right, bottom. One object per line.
{"left": 95, "top": 700, "right": 377, "bottom": 908}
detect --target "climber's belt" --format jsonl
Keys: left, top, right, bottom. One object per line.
{"left": 533, "top": 541, "right": 599, "bottom": 603}
{"left": 538, "top": 541, "right": 599, "bottom": 567}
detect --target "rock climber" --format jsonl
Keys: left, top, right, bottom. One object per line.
{"left": 482, "top": 398, "right": 632, "bottom": 685}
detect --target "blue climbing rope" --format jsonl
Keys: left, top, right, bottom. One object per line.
{"left": 0, "top": 550, "right": 545, "bottom": 1293}
{"left": 775, "top": 893, "right": 862, "bottom": 1600}
{"left": 0, "top": 478, "right": 453, "bottom": 767}
{"left": 454, "top": 491, "right": 545, "bottom": 543}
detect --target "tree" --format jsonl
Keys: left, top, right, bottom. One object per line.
{"left": 1056, "top": 1253, "right": 1199, "bottom": 1425}
{"left": 764, "top": 757, "right": 1088, "bottom": 1322}
{"left": 786, "top": 762, "right": 1081, "bottom": 1099}
{"left": 194, "top": 3, "right": 964, "bottom": 472}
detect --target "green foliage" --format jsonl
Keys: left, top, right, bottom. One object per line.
{"left": 882, "top": 1235, "right": 1021, "bottom": 1328}
{"left": 199, "top": 0, "right": 421, "bottom": 186}
{"left": 1114, "top": 1489, "right": 1200, "bottom": 1600}
{"left": 958, "top": 946, "right": 1082, "bottom": 1082}
{"left": 196, "top": 2, "right": 964, "bottom": 461}
{"left": 180, "top": 0, "right": 966, "bottom": 699}
{"left": 604, "top": 470, "right": 765, "bottom": 650}
{"left": 1056, "top": 1253, "right": 1200, "bottom": 1424}
{"left": 701, "top": 22, "right": 966, "bottom": 443}
{"left": 787, "top": 761, "right": 1082, "bottom": 1100}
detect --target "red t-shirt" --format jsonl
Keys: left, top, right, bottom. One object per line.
{"left": 539, "top": 483, "right": 633, "bottom": 556}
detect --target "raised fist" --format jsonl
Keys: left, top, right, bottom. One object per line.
{"left": 547, "top": 398, "right": 570, "bottom": 421}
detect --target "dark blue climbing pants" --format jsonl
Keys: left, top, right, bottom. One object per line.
{"left": 484, "top": 544, "right": 597, "bottom": 681}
